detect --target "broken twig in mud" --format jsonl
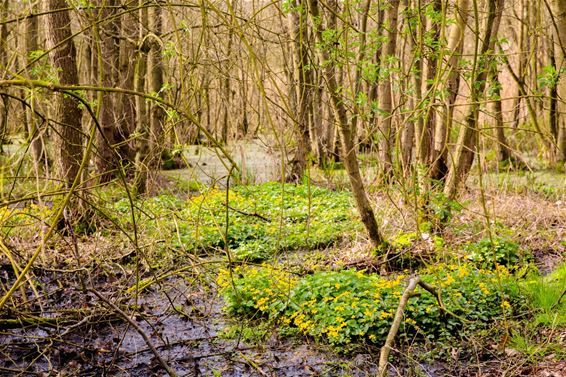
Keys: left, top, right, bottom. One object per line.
{"left": 378, "top": 276, "right": 421, "bottom": 377}
{"left": 378, "top": 276, "right": 472, "bottom": 376}
{"left": 89, "top": 288, "right": 179, "bottom": 377}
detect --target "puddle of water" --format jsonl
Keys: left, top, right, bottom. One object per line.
{"left": 167, "top": 140, "right": 284, "bottom": 186}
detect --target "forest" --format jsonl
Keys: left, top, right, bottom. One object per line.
{"left": 0, "top": 0, "right": 565, "bottom": 375}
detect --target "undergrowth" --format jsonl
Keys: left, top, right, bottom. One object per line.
{"left": 111, "top": 182, "right": 360, "bottom": 261}
{"left": 218, "top": 263, "right": 523, "bottom": 347}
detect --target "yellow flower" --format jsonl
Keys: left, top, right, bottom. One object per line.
{"left": 255, "top": 297, "right": 270, "bottom": 311}
{"left": 501, "top": 300, "right": 511, "bottom": 311}
{"left": 369, "top": 334, "right": 377, "bottom": 341}
{"left": 479, "top": 283, "right": 490, "bottom": 295}
{"left": 458, "top": 266, "right": 469, "bottom": 278}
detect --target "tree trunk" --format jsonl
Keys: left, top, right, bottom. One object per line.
{"left": 488, "top": 66, "right": 512, "bottom": 163}
{"left": 95, "top": 0, "right": 120, "bottom": 182}
{"left": 134, "top": 2, "right": 150, "bottom": 194}
{"left": 377, "top": 0, "right": 400, "bottom": 181}
{"left": 552, "top": 0, "right": 566, "bottom": 162}
{"left": 222, "top": 1, "right": 235, "bottom": 144}
{"left": 444, "top": 0, "right": 504, "bottom": 198}
{"left": 416, "top": 0, "right": 441, "bottom": 171}
{"left": 25, "top": 3, "right": 47, "bottom": 170}
{"left": 116, "top": 7, "right": 137, "bottom": 165}
{"left": 148, "top": 4, "right": 165, "bottom": 176}
{"left": 46, "top": 0, "right": 83, "bottom": 187}
{"left": 0, "top": 0, "right": 8, "bottom": 153}
{"left": 286, "top": 0, "right": 313, "bottom": 182}
{"left": 307, "top": 0, "right": 386, "bottom": 249}
{"left": 431, "top": 0, "right": 469, "bottom": 181}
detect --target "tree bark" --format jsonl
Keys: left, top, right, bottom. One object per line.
{"left": 46, "top": 0, "right": 83, "bottom": 187}
{"left": 307, "top": 0, "right": 386, "bottom": 249}
{"left": 148, "top": 4, "right": 165, "bottom": 175}
{"left": 25, "top": 3, "right": 47, "bottom": 169}
{"left": 552, "top": 0, "right": 566, "bottom": 162}
{"left": 0, "top": 0, "right": 9, "bottom": 153}
{"left": 286, "top": 0, "right": 313, "bottom": 182}
{"left": 444, "top": 0, "right": 504, "bottom": 198}
{"left": 431, "top": 0, "right": 469, "bottom": 181}
{"left": 95, "top": 0, "right": 120, "bottom": 182}
{"left": 377, "top": 0, "right": 401, "bottom": 181}
{"left": 416, "top": 0, "right": 441, "bottom": 171}
{"left": 134, "top": 1, "right": 150, "bottom": 194}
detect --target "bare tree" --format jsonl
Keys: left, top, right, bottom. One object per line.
{"left": 46, "top": 0, "right": 83, "bottom": 187}
{"left": 552, "top": 0, "right": 566, "bottom": 162}
{"left": 307, "top": 0, "right": 386, "bottom": 249}
{"left": 444, "top": 0, "right": 504, "bottom": 198}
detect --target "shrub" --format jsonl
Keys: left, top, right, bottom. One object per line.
{"left": 113, "top": 183, "right": 360, "bottom": 259}
{"left": 464, "top": 237, "right": 531, "bottom": 270}
{"left": 217, "top": 264, "right": 298, "bottom": 318}
{"left": 219, "top": 263, "right": 522, "bottom": 346}
{"left": 287, "top": 270, "right": 405, "bottom": 344}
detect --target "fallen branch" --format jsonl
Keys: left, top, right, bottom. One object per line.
{"left": 222, "top": 203, "right": 271, "bottom": 222}
{"left": 417, "top": 280, "right": 471, "bottom": 324}
{"left": 378, "top": 276, "right": 474, "bottom": 376}
{"left": 378, "top": 276, "right": 421, "bottom": 377}
{"left": 89, "top": 289, "right": 178, "bottom": 377}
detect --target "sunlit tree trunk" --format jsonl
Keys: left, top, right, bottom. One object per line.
{"left": 377, "top": 0, "right": 400, "bottom": 181}
{"left": 488, "top": 64, "right": 512, "bottom": 163}
{"left": 416, "top": 0, "right": 441, "bottom": 172}
{"left": 552, "top": 0, "right": 566, "bottom": 162}
{"left": 308, "top": 0, "right": 386, "bottom": 249}
{"left": 444, "top": 0, "right": 503, "bottom": 198}
{"left": 46, "top": 0, "right": 83, "bottom": 187}
{"left": 431, "top": 0, "right": 469, "bottom": 181}
{"left": 399, "top": 0, "right": 418, "bottom": 175}
{"left": 287, "top": 0, "right": 313, "bottom": 182}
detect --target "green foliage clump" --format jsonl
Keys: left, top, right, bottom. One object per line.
{"left": 113, "top": 183, "right": 360, "bottom": 260}
{"left": 217, "top": 264, "right": 297, "bottom": 317}
{"left": 464, "top": 237, "right": 531, "bottom": 270}
{"left": 219, "top": 263, "right": 521, "bottom": 346}
{"left": 423, "top": 192, "right": 463, "bottom": 231}
{"left": 288, "top": 270, "right": 405, "bottom": 344}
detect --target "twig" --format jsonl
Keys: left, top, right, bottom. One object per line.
{"left": 551, "top": 289, "right": 566, "bottom": 309}
{"left": 221, "top": 202, "right": 271, "bottom": 222}
{"left": 237, "top": 352, "right": 270, "bottom": 377}
{"left": 417, "top": 280, "right": 471, "bottom": 324}
{"left": 378, "top": 276, "right": 421, "bottom": 377}
{"left": 89, "top": 289, "right": 178, "bottom": 377}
